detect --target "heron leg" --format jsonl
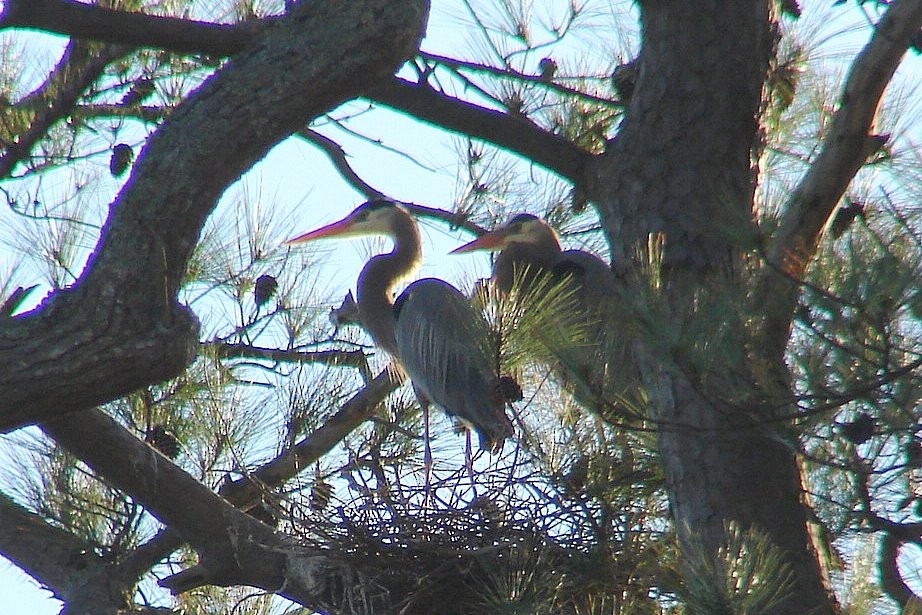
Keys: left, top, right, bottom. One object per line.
{"left": 411, "top": 385, "right": 432, "bottom": 508}
{"left": 465, "top": 429, "right": 474, "bottom": 480}
{"left": 423, "top": 403, "right": 432, "bottom": 507}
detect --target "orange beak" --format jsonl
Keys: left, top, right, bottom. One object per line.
{"left": 450, "top": 229, "right": 509, "bottom": 254}
{"left": 285, "top": 217, "right": 355, "bottom": 245}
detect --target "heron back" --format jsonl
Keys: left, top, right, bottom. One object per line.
{"left": 394, "top": 278, "right": 513, "bottom": 451}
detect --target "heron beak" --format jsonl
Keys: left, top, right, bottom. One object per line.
{"left": 450, "top": 229, "right": 508, "bottom": 254}
{"left": 285, "top": 217, "right": 355, "bottom": 245}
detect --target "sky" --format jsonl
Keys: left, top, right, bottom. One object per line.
{"left": 1, "top": 1, "right": 919, "bottom": 613}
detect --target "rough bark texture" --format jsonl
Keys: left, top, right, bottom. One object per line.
{"left": 0, "top": 492, "right": 132, "bottom": 613}
{"left": 591, "top": 2, "right": 837, "bottom": 613}
{"left": 0, "top": 0, "right": 429, "bottom": 432}
{"left": 42, "top": 409, "right": 334, "bottom": 611}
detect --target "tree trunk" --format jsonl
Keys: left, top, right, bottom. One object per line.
{"left": 591, "top": 1, "right": 838, "bottom": 612}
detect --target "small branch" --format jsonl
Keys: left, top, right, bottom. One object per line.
{"left": 365, "top": 77, "right": 591, "bottom": 183}
{"left": 323, "top": 112, "right": 442, "bottom": 172}
{"left": 0, "top": 0, "right": 261, "bottom": 57}
{"left": 218, "top": 366, "right": 403, "bottom": 505}
{"left": 402, "top": 202, "right": 487, "bottom": 236}
{"left": 297, "top": 129, "right": 384, "bottom": 200}
{"left": 418, "top": 51, "right": 621, "bottom": 108}
{"left": 115, "top": 528, "right": 183, "bottom": 588}
{"left": 207, "top": 340, "right": 369, "bottom": 371}
{"left": 294, "top": 128, "right": 487, "bottom": 235}
{"left": 74, "top": 104, "right": 170, "bottom": 124}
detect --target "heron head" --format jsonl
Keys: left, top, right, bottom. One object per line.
{"left": 285, "top": 199, "right": 406, "bottom": 244}
{"left": 450, "top": 213, "right": 559, "bottom": 254}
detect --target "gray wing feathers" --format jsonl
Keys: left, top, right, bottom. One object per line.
{"left": 395, "top": 278, "right": 512, "bottom": 450}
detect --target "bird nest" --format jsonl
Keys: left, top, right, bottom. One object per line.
{"left": 270, "top": 450, "right": 643, "bottom": 615}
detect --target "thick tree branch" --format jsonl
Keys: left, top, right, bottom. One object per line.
{"left": 756, "top": 0, "right": 922, "bottom": 360}
{"left": 768, "top": 0, "right": 922, "bottom": 276}
{"left": 0, "top": 0, "right": 429, "bottom": 432}
{"left": 879, "top": 531, "right": 922, "bottom": 609}
{"left": 41, "top": 410, "right": 353, "bottom": 610}
{"left": 0, "top": 285, "right": 37, "bottom": 317}
{"left": 0, "top": 491, "right": 123, "bottom": 610}
{"left": 0, "top": 488, "right": 179, "bottom": 614}
{"left": 0, "top": 0, "right": 260, "bottom": 57}
{"left": 7, "top": 365, "right": 402, "bottom": 610}
{"left": 366, "top": 77, "right": 590, "bottom": 183}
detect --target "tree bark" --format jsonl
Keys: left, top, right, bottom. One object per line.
{"left": 592, "top": 2, "right": 838, "bottom": 612}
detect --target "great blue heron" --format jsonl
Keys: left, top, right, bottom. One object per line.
{"left": 286, "top": 199, "right": 513, "bottom": 452}
{"left": 452, "top": 213, "right": 625, "bottom": 414}
{"left": 451, "top": 213, "right": 617, "bottom": 308}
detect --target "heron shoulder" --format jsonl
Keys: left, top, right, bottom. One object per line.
{"left": 554, "top": 250, "right": 613, "bottom": 280}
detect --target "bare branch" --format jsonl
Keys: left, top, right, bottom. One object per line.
{"left": 208, "top": 340, "right": 370, "bottom": 372}
{"left": 74, "top": 104, "right": 170, "bottom": 124}
{"left": 297, "top": 128, "right": 384, "bottom": 200}
{"left": 418, "top": 51, "right": 620, "bottom": 108}
{"left": 402, "top": 202, "right": 487, "bottom": 236}
{"left": 366, "top": 77, "right": 591, "bottom": 183}
{"left": 0, "top": 0, "right": 260, "bottom": 57}
{"left": 284, "top": 127, "right": 491, "bottom": 235}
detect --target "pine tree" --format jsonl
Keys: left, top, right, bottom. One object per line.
{"left": 1, "top": 1, "right": 921, "bottom": 613}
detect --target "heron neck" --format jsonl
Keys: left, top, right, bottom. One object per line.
{"left": 356, "top": 211, "right": 421, "bottom": 355}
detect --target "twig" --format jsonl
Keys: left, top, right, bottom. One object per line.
{"left": 297, "top": 129, "right": 383, "bottom": 200}
{"left": 418, "top": 51, "right": 620, "bottom": 108}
